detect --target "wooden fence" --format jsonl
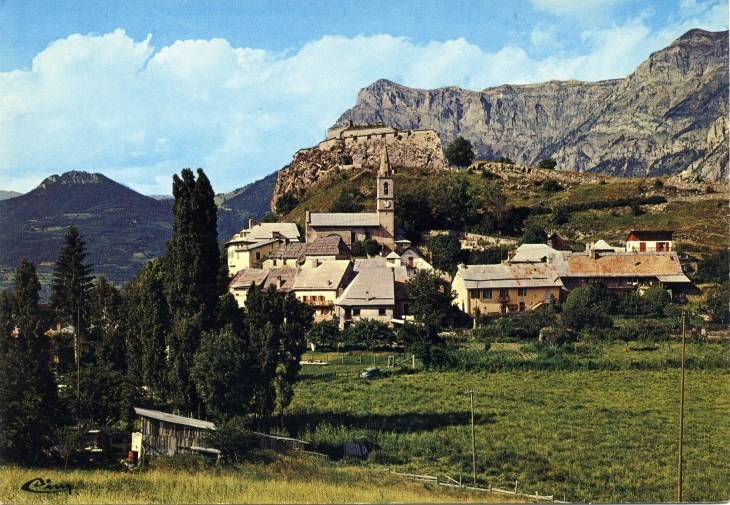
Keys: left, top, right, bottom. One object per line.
{"left": 379, "top": 468, "right": 569, "bottom": 503}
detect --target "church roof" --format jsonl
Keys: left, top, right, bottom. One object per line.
{"left": 309, "top": 213, "right": 380, "bottom": 227}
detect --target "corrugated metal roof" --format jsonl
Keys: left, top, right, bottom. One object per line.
{"left": 336, "top": 267, "right": 394, "bottom": 306}
{"left": 134, "top": 407, "right": 216, "bottom": 430}
{"left": 309, "top": 212, "right": 380, "bottom": 227}
{"left": 293, "top": 260, "right": 351, "bottom": 290}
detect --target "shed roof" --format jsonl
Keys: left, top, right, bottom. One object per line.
{"left": 293, "top": 260, "right": 351, "bottom": 290}
{"left": 134, "top": 407, "right": 216, "bottom": 430}
{"left": 309, "top": 212, "right": 381, "bottom": 227}
{"left": 456, "top": 263, "right": 564, "bottom": 290}
{"left": 336, "top": 267, "right": 395, "bottom": 307}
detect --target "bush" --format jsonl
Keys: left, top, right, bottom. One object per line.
{"left": 275, "top": 192, "right": 299, "bottom": 215}
{"left": 305, "top": 320, "right": 341, "bottom": 351}
{"left": 537, "top": 158, "right": 557, "bottom": 169}
{"left": 342, "top": 319, "right": 394, "bottom": 350}
{"left": 641, "top": 286, "right": 671, "bottom": 318}
{"left": 542, "top": 179, "right": 563, "bottom": 192}
{"left": 203, "top": 417, "right": 255, "bottom": 464}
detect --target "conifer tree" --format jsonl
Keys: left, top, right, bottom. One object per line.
{"left": 163, "top": 168, "right": 220, "bottom": 413}
{"left": 0, "top": 259, "right": 61, "bottom": 464}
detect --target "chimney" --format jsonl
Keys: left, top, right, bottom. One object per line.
{"left": 277, "top": 276, "right": 285, "bottom": 289}
{"left": 248, "top": 217, "right": 256, "bottom": 230}
{"left": 365, "top": 290, "right": 370, "bottom": 301}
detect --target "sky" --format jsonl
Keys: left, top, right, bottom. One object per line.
{"left": 0, "top": 0, "right": 727, "bottom": 196}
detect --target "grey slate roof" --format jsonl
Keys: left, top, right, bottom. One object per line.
{"left": 510, "top": 244, "right": 566, "bottom": 264}
{"left": 336, "top": 267, "right": 395, "bottom": 306}
{"left": 269, "top": 235, "right": 350, "bottom": 260}
{"left": 229, "top": 268, "right": 298, "bottom": 292}
{"left": 309, "top": 212, "right": 380, "bottom": 227}
{"left": 292, "top": 260, "right": 351, "bottom": 290}
{"left": 457, "top": 263, "right": 564, "bottom": 289}
{"left": 134, "top": 407, "right": 216, "bottom": 430}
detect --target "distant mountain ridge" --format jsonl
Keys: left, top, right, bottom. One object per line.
{"left": 334, "top": 29, "right": 729, "bottom": 180}
{"left": 0, "top": 170, "right": 276, "bottom": 288}
{"left": 0, "top": 190, "right": 22, "bottom": 201}
{"left": 0, "top": 171, "right": 173, "bottom": 286}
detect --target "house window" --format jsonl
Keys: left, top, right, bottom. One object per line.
{"left": 518, "top": 288, "right": 527, "bottom": 296}
{"left": 500, "top": 289, "right": 509, "bottom": 298}
{"left": 519, "top": 302, "right": 526, "bottom": 312}
{"left": 353, "top": 308, "right": 361, "bottom": 316}
{"left": 379, "top": 308, "right": 386, "bottom": 316}
{"left": 482, "top": 289, "right": 492, "bottom": 299}
{"left": 470, "top": 290, "right": 479, "bottom": 299}
{"left": 256, "top": 252, "right": 261, "bottom": 260}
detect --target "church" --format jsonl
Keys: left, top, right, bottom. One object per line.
{"left": 305, "top": 147, "right": 406, "bottom": 252}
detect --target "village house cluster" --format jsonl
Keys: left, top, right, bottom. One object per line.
{"left": 226, "top": 145, "right": 691, "bottom": 328}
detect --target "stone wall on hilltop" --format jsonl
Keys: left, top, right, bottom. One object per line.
{"left": 272, "top": 126, "right": 448, "bottom": 211}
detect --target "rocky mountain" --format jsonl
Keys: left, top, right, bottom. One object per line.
{"left": 272, "top": 125, "right": 448, "bottom": 209}
{"left": 0, "top": 171, "right": 173, "bottom": 286}
{"left": 334, "top": 29, "right": 728, "bottom": 180}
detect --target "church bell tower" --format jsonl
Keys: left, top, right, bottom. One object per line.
{"left": 377, "top": 146, "right": 395, "bottom": 246}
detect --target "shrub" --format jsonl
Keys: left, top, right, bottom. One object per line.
{"left": 203, "top": 417, "right": 255, "bottom": 464}
{"left": 342, "top": 319, "right": 394, "bottom": 350}
{"left": 641, "top": 286, "right": 671, "bottom": 318}
{"left": 537, "top": 158, "right": 557, "bottom": 169}
{"left": 542, "top": 179, "right": 563, "bottom": 192}
{"left": 305, "top": 320, "right": 342, "bottom": 351}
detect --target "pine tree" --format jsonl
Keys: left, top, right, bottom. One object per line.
{"left": 163, "top": 168, "right": 220, "bottom": 413}
{"left": 50, "top": 224, "right": 94, "bottom": 417}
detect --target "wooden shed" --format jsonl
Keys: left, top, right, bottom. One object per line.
{"left": 252, "top": 431, "right": 309, "bottom": 453}
{"left": 133, "top": 407, "right": 217, "bottom": 458}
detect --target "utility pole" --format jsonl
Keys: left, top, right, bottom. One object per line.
{"left": 678, "top": 311, "right": 686, "bottom": 502}
{"left": 465, "top": 390, "right": 476, "bottom": 485}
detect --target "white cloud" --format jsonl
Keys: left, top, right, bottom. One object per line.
{"left": 529, "top": 0, "right": 628, "bottom": 16}
{"left": 0, "top": 13, "right": 727, "bottom": 196}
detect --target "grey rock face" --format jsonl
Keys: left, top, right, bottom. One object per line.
{"left": 334, "top": 29, "right": 728, "bottom": 181}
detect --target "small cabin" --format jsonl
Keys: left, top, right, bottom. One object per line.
{"left": 133, "top": 407, "right": 218, "bottom": 459}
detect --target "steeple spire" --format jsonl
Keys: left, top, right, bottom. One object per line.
{"left": 379, "top": 145, "right": 391, "bottom": 176}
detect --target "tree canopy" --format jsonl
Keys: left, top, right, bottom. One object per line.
{"left": 444, "top": 136, "right": 475, "bottom": 168}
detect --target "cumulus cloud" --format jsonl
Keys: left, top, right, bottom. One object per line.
{"left": 0, "top": 8, "right": 727, "bottom": 195}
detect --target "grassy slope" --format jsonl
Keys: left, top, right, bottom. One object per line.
{"left": 0, "top": 459, "right": 518, "bottom": 504}
{"left": 280, "top": 166, "right": 728, "bottom": 253}
{"left": 290, "top": 342, "right": 729, "bottom": 503}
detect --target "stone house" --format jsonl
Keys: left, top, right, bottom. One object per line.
{"left": 291, "top": 259, "right": 353, "bottom": 322}
{"left": 228, "top": 267, "right": 298, "bottom": 307}
{"left": 264, "top": 235, "right": 351, "bottom": 269}
{"left": 225, "top": 219, "right": 301, "bottom": 274}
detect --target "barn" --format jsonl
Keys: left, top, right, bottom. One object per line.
{"left": 132, "top": 407, "right": 218, "bottom": 459}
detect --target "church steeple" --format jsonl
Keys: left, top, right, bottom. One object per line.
{"left": 377, "top": 145, "right": 395, "bottom": 246}
{"left": 379, "top": 144, "right": 392, "bottom": 177}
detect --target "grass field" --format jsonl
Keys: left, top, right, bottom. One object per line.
{"left": 0, "top": 458, "right": 519, "bottom": 504}
{"left": 289, "top": 344, "right": 729, "bottom": 503}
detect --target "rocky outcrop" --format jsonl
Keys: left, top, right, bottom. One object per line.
{"left": 334, "top": 29, "right": 729, "bottom": 180}
{"left": 272, "top": 125, "right": 448, "bottom": 210}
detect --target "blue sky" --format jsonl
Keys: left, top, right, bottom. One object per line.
{"left": 0, "top": 0, "right": 727, "bottom": 195}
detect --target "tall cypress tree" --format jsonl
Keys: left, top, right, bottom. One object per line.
{"left": 164, "top": 168, "right": 219, "bottom": 413}
{"left": 0, "top": 259, "right": 61, "bottom": 464}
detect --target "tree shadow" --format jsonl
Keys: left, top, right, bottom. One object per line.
{"left": 285, "top": 410, "right": 496, "bottom": 437}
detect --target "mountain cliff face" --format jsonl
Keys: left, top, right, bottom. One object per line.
{"left": 334, "top": 29, "right": 728, "bottom": 180}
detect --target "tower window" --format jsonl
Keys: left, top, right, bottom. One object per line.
{"left": 383, "top": 182, "right": 389, "bottom": 196}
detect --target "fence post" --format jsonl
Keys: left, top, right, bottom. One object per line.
{"left": 515, "top": 480, "right": 518, "bottom": 494}
{"left": 412, "top": 354, "right": 415, "bottom": 369}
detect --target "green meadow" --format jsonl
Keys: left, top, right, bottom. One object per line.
{"left": 289, "top": 343, "right": 729, "bottom": 503}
